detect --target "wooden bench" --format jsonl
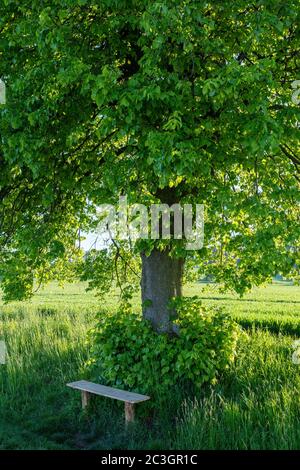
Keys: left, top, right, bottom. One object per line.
{"left": 67, "top": 380, "right": 150, "bottom": 425}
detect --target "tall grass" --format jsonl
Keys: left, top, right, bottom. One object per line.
{"left": 0, "top": 308, "right": 91, "bottom": 449}
{"left": 0, "top": 281, "right": 300, "bottom": 449}
{"left": 176, "top": 331, "right": 300, "bottom": 449}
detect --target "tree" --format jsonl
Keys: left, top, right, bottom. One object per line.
{"left": 0, "top": 0, "right": 299, "bottom": 332}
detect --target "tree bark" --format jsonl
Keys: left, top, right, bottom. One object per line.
{"left": 141, "top": 249, "right": 184, "bottom": 333}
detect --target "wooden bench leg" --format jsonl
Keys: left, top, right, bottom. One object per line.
{"left": 81, "top": 390, "right": 90, "bottom": 410}
{"left": 125, "top": 402, "right": 135, "bottom": 426}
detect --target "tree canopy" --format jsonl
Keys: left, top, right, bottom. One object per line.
{"left": 0, "top": 0, "right": 299, "bottom": 305}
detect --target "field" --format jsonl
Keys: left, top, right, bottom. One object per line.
{"left": 1, "top": 281, "right": 300, "bottom": 450}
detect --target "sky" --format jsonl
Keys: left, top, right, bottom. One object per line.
{"left": 79, "top": 231, "right": 110, "bottom": 252}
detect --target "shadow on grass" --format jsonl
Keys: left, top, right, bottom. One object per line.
{"left": 1, "top": 309, "right": 300, "bottom": 450}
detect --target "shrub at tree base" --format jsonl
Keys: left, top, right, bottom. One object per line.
{"left": 87, "top": 299, "right": 239, "bottom": 396}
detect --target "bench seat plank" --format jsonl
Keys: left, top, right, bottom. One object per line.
{"left": 67, "top": 380, "right": 150, "bottom": 404}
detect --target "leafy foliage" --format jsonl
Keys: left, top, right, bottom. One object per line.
{"left": 88, "top": 298, "right": 239, "bottom": 395}
{"left": 78, "top": 243, "right": 141, "bottom": 305}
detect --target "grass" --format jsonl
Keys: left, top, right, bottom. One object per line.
{"left": 0, "top": 281, "right": 300, "bottom": 449}
{"left": 176, "top": 331, "right": 300, "bottom": 449}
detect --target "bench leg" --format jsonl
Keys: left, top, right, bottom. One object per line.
{"left": 125, "top": 402, "right": 135, "bottom": 426}
{"left": 81, "top": 390, "right": 90, "bottom": 410}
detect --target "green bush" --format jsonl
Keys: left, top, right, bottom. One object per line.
{"left": 87, "top": 298, "right": 239, "bottom": 396}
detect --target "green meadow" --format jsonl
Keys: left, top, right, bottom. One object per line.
{"left": 1, "top": 281, "right": 300, "bottom": 450}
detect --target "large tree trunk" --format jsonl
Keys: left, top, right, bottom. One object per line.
{"left": 141, "top": 249, "right": 184, "bottom": 333}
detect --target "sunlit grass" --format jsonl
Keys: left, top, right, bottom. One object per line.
{"left": 0, "top": 281, "right": 300, "bottom": 449}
